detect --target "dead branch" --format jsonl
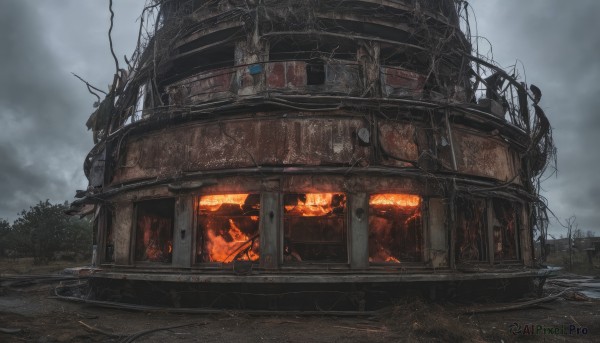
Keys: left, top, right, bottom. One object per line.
{"left": 462, "top": 289, "right": 573, "bottom": 314}
{"left": 108, "top": 0, "right": 120, "bottom": 86}
{"left": 121, "top": 322, "right": 205, "bottom": 343}
{"left": 78, "top": 321, "right": 123, "bottom": 338}
{"left": 71, "top": 72, "right": 108, "bottom": 104}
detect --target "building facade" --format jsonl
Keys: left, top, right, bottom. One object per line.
{"left": 72, "top": 0, "right": 555, "bottom": 302}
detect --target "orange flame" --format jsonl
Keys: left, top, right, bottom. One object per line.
{"left": 205, "top": 219, "right": 259, "bottom": 263}
{"left": 369, "top": 194, "right": 421, "bottom": 207}
{"left": 199, "top": 194, "right": 249, "bottom": 212}
{"left": 385, "top": 256, "right": 400, "bottom": 263}
{"left": 285, "top": 193, "right": 336, "bottom": 217}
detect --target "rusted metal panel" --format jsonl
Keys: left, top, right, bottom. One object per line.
{"left": 114, "top": 202, "right": 133, "bottom": 265}
{"left": 113, "top": 118, "right": 370, "bottom": 185}
{"left": 286, "top": 61, "right": 306, "bottom": 88}
{"left": 428, "top": 198, "right": 448, "bottom": 268}
{"left": 172, "top": 196, "right": 193, "bottom": 268}
{"left": 266, "top": 62, "right": 286, "bottom": 88}
{"left": 167, "top": 68, "right": 235, "bottom": 105}
{"left": 259, "top": 192, "right": 280, "bottom": 269}
{"left": 377, "top": 120, "right": 419, "bottom": 166}
{"left": 380, "top": 67, "right": 426, "bottom": 98}
{"left": 282, "top": 118, "right": 368, "bottom": 165}
{"left": 452, "top": 127, "right": 516, "bottom": 181}
{"left": 266, "top": 61, "right": 307, "bottom": 90}
{"left": 349, "top": 193, "right": 369, "bottom": 269}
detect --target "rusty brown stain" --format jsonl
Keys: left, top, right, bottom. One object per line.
{"left": 381, "top": 67, "right": 426, "bottom": 97}
{"left": 453, "top": 128, "right": 515, "bottom": 181}
{"left": 377, "top": 120, "right": 419, "bottom": 166}
{"left": 112, "top": 117, "right": 370, "bottom": 185}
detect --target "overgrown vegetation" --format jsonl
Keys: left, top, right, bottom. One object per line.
{"left": 0, "top": 200, "right": 92, "bottom": 265}
{"left": 546, "top": 250, "right": 600, "bottom": 276}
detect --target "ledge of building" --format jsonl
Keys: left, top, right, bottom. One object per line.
{"left": 68, "top": 266, "right": 559, "bottom": 284}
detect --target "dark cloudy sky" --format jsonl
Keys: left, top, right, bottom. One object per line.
{"left": 0, "top": 0, "right": 598, "bottom": 237}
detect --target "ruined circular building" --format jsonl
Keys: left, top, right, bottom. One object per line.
{"left": 72, "top": 0, "right": 555, "bottom": 309}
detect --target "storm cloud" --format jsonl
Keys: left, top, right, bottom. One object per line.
{"left": 0, "top": 0, "right": 598, "bottom": 238}
{"left": 0, "top": 0, "right": 143, "bottom": 219}
{"left": 470, "top": 0, "right": 600, "bottom": 236}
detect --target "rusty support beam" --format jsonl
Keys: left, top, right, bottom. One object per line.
{"left": 349, "top": 193, "right": 369, "bottom": 269}
{"left": 260, "top": 192, "right": 280, "bottom": 269}
{"left": 173, "top": 196, "right": 193, "bottom": 268}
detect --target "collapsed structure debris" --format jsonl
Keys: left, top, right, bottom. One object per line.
{"left": 70, "top": 0, "right": 557, "bottom": 309}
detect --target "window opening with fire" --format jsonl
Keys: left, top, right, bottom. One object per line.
{"left": 455, "top": 198, "right": 488, "bottom": 262}
{"left": 283, "top": 193, "right": 347, "bottom": 263}
{"left": 368, "top": 194, "right": 423, "bottom": 263}
{"left": 196, "top": 194, "right": 260, "bottom": 264}
{"left": 134, "top": 199, "right": 175, "bottom": 263}
{"left": 492, "top": 199, "right": 519, "bottom": 261}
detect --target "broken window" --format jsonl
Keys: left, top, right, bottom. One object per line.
{"left": 134, "top": 199, "right": 175, "bottom": 263}
{"left": 168, "top": 43, "right": 237, "bottom": 84}
{"left": 492, "top": 199, "right": 519, "bottom": 261}
{"left": 306, "top": 61, "right": 326, "bottom": 85}
{"left": 196, "top": 194, "right": 260, "bottom": 264}
{"left": 368, "top": 194, "right": 423, "bottom": 263}
{"left": 283, "top": 193, "right": 347, "bottom": 263}
{"left": 455, "top": 198, "right": 488, "bottom": 262}
{"left": 269, "top": 37, "right": 356, "bottom": 62}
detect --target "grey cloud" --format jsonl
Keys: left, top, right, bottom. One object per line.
{"left": 0, "top": 0, "right": 143, "bottom": 222}
{"left": 471, "top": 0, "right": 600, "bottom": 235}
{"left": 0, "top": 0, "right": 598, "bottom": 239}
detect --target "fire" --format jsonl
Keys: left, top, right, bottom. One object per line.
{"left": 198, "top": 194, "right": 260, "bottom": 263}
{"left": 205, "top": 219, "right": 259, "bottom": 262}
{"left": 368, "top": 194, "right": 422, "bottom": 264}
{"left": 199, "top": 194, "right": 249, "bottom": 212}
{"left": 285, "top": 193, "right": 336, "bottom": 217}
{"left": 369, "top": 194, "right": 421, "bottom": 207}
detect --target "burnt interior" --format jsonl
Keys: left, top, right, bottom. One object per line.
{"left": 368, "top": 194, "right": 423, "bottom": 263}
{"left": 135, "top": 199, "right": 175, "bottom": 263}
{"left": 492, "top": 199, "right": 519, "bottom": 261}
{"left": 75, "top": 0, "right": 554, "bottom": 278}
{"left": 455, "top": 197, "right": 488, "bottom": 263}
{"left": 283, "top": 193, "right": 347, "bottom": 263}
{"left": 196, "top": 194, "right": 260, "bottom": 264}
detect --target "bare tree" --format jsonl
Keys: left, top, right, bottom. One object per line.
{"left": 560, "top": 216, "right": 577, "bottom": 271}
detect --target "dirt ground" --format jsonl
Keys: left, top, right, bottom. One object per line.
{"left": 1, "top": 260, "right": 599, "bottom": 342}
